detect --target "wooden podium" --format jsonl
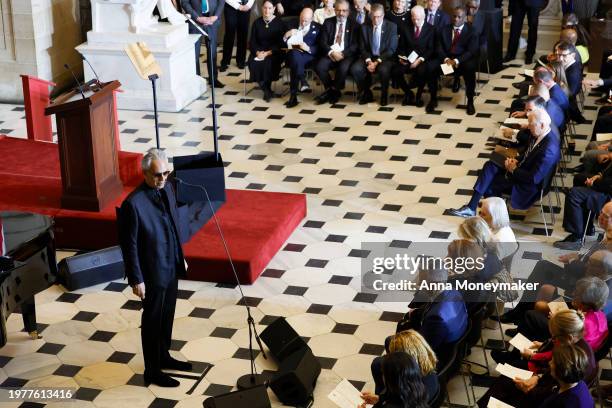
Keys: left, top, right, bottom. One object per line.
{"left": 45, "top": 81, "right": 123, "bottom": 212}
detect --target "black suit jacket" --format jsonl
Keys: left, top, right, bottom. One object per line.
{"left": 319, "top": 17, "right": 359, "bottom": 58}
{"left": 469, "top": 11, "right": 487, "bottom": 50}
{"left": 358, "top": 20, "right": 398, "bottom": 62}
{"left": 425, "top": 8, "right": 450, "bottom": 30}
{"left": 118, "top": 182, "right": 187, "bottom": 288}
{"left": 397, "top": 22, "right": 435, "bottom": 61}
{"left": 565, "top": 61, "right": 583, "bottom": 96}
{"left": 436, "top": 24, "right": 478, "bottom": 64}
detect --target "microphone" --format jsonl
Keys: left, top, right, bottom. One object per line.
{"left": 64, "top": 63, "right": 86, "bottom": 100}
{"left": 81, "top": 55, "right": 102, "bottom": 88}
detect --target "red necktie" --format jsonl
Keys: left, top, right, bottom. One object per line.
{"left": 415, "top": 26, "right": 420, "bottom": 38}
{"left": 451, "top": 28, "right": 460, "bottom": 53}
{"left": 335, "top": 23, "right": 344, "bottom": 45}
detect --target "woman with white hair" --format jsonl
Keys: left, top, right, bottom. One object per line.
{"left": 479, "top": 197, "right": 518, "bottom": 259}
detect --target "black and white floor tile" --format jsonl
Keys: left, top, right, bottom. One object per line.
{"left": 0, "top": 53, "right": 609, "bottom": 407}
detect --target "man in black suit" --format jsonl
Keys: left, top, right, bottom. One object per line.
{"left": 453, "top": 0, "right": 486, "bottom": 93}
{"left": 428, "top": 7, "right": 478, "bottom": 114}
{"left": 424, "top": 0, "right": 450, "bottom": 30}
{"left": 118, "top": 149, "right": 190, "bottom": 388}
{"left": 350, "top": 0, "right": 370, "bottom": 25}
{"left": 391, "top": 5, "right": 435, "bottom": 106}
{"left": 503, "top": 0, "right": 546, "bottom": 64}
{"left": 315, "top": 0, "right": 359, "bottom": 105}
{"left": 182, "top": 0, "right": 226, "bottom": 88}
{"left": 350, "top": 3, "right": 398, "bottom": 106}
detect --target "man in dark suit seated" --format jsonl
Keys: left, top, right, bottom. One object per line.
{"left": 283, "top": 7, "right": 321, "bottom": 108}
{"left": 117, "top": 149, "right": 191, "bottom": 388}
{"left": 391, "top": 5, "right": 434, "bottom": 106}
{"left": 511, "top": 86, "right": 565, "bottom": 131}
{"left": 503, "top": 0, "right": 545, "bottom": 64}
{"left": 556, "top": 41, "right": 586, "bottom": 123}
{"left": 314, "top": 0, "right": 359, "bottom": 105}
{"left": 424, "top": 0, "right": 450, "bottom": 30}
{"left": 350, "top": 0, "right": 370, "bottom": 25}
{"left": 427, "top": 7, "right": 478, "bottom": 115}
{"left": 535, "top": 67, "right": 570, "bottom": 112}
{"left": 448, "top": 109, "right": 561, "bottom": 217}
{"left": 350, "top": 3, "right": 398, "bottom": 106}
{"left": 555, "top": 153, "right": 612, "bottom": 249}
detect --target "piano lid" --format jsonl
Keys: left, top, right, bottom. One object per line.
{"left": 0, "top": 211, "right": 53, "bottom": 257}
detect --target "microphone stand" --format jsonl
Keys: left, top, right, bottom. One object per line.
{"left": 149, "top": 73, "right": 161, "bottom": 149}
{"left": 184, "top": 14, "right": 220, "bottom": 160}
{"left": 174, "top": 177, "right": 268, "bottom": 389}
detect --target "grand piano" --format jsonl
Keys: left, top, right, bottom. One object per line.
{"left": 0, "top": 211, "right": 57, "bottom": 347}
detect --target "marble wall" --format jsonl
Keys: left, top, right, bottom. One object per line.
{"left": 0, "top": 0, "right": 83, "bottom": 103}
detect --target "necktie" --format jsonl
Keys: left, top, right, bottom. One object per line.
{"left": 519, "top": 140, "right": 536, "bottom": 166}
{"left": 357, "top": 12, "right": 364, "bottom": 24}
{"left": 451, "top": 28, "right": 460, "bottom": 53}
{"left": 427, "top": 12, "right": 434, "bottom": 25}
{"left": 202, "top": 0, "right": 209, "bottom": 14}
{"left": 415, "top": 26, "right": 420, "bottom": 38}
{"left": 335, "top": 23, "right": 344, "bottom": 45}
{"left": 372, "top": 25, "right": 380, "bottom": 56}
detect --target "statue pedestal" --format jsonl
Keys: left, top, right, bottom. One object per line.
{"left": 76, "top": 1, "right": 206, "bottom": 112}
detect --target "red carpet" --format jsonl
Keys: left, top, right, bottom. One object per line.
{"left": 0, "top": 137, "right": 306, "bottom": 284}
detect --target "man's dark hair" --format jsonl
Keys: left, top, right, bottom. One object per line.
{"left": 534, "top": 68, "right": 553, "bottom": 82}
{"left": 526, "top": 96, "right": 546, "bottom": 109}
{"left": 557, "top": 41, "right": 577, "bottom": 55}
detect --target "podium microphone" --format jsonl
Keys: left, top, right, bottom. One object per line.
{"left": 81, "top": 55, "right": 103, "bottom": 88}
{"left": 64, "top": 63, "right": 86, "bottom": 100}
{"left": 173, "top": 176, "right": 268, "bottom": 389}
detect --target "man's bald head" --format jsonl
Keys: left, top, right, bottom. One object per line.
{"left": 300, "top": 7, "right": 313, "bottom": 26}
{"left": 560, "top": 28, "right": 578, "bottom": 45}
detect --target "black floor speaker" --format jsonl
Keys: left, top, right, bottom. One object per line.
{"left": 57, "top": 246, "right": 124, "bottom": 290}
{"left": 260, "top": 316, "right": 309, "bottom": 362}
{"left": 269, "top": 346, "right": 321, "bottom": 406}
{"left": 203, "top": 384, "right": 271, "bottom": 408}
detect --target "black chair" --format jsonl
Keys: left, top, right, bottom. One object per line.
{"left": 432, "top": 346, "right": 457, "bottom": 408}
{"left": 448, "top": 320, "right": 474, "bottom": 406}
{"left": 593, "top": 334, "right": 611, "bottom": 408}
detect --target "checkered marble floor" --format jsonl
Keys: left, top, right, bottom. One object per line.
{"left": 0, "top": 56, "right": 609, "bottom": 408}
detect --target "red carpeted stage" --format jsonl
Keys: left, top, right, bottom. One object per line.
{"left": 0, "top": 136, "right": 306, "bottom": 284}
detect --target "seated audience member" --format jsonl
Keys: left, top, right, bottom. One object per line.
{"left": 479, "top": 197, "right": 518, "bottom": 259}
{"left": 539, "top": 344, "right": 595, "bottom": 408}
{"left": 511, "top": 88, "right": 565, "bottom": 131}
{"left": 555, "top": 41, "right": 582, "bottom": 97}
{"left": 398, "top": 265, "right": 468, "bottom": 364}
{"left": 453, "top": 0, "right": 486, "bottom": 93}
{"left": 550, "top": 60, "right": 571, "bottom": 97}
{"left": 360, "top": 353, "right": 429, "bottom": 408}
{"left": 350, "top": 3, "right": 398, "bottom": 106}
{"left": 478, "top": 309, "right": 597, "bottom": 408}
{"left": 501, "top": 203, "right": 612, "bottom": 323}
{"left": 515, "top": 276, "right": 610, "bottom": 344}
{"left": 427, "top": 7, "right": 478, "bottom": 115}
{"left": 370, "top": 329, "right": 439, "bottom": 404}
{"left": 579, "top": 141, "right": 612, "bottom": 176}
{"left": 535, "top": 67, "right": 571, "bottom": 112}
{"left": 424, "top": 0, "right": 450, "bottom": 30}
{"left": 391, "top": 5, "right": 434, "bottom": 106}
{"left": 386, "top": 0, "right": 410, "bottom": 28}
{"left": 314, "top": 0, "right": 335, "bottom": 24}
{"left": 248, "top": 1, "right": 287, "bottom": 101}
{"left": 314, "top": 0, "right": 358, "bottom": 105}
{"left": 555, "top": 157, "right": 612, "bottom": 249}
{"left": 282, "top": 8, "right": 321, "bottom": 108}
{"left": 448, "top": 109, "right": 561, "bottom": 217}
{"left": 350, "top": 0, "right": 370, "bottom": 25}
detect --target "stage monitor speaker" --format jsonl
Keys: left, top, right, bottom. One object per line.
{"left": 172, "top": 152, "right": 226, "bottom": 205}
{"left": 203, "top": 384, "right": 271, "bottom": 408}
{"left": 260, "top": 316, "right": 309, "bottom": 362}
{"left": 269, "top": 346, "right": 321, "bottom": 406}
{"left": 57, "top": 246, "right": 124, "bottom": 291}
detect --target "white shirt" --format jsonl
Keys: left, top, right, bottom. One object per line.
{"left": 492, "top": 227, "right": 518, "bottom": 259}
{"left": 225, "top": 0, "right": 254, "bottom": 10}
{"left": 449, "top": 24, "right": 464, "bottom": 66}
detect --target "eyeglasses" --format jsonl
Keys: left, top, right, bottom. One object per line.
{"left": 151, "top": 170, "right": 171, "bottom": 178}
{"left": 556, "top": 52, "right": 571, "bottom": 57}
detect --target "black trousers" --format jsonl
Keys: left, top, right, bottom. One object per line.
{"left": 506, "top": 1, "right": 540, "bottom": 58}
{"left": 563, "top": 186, "right": 609, "bottom": 236}
{"left": 429, "top": 58, "right": 476, "bottom": 100}
{"left": 195, "top": 29, "right": 219, "bottom": 81}
{"left": 142, "top": 277, "right": 178, "bottom": 375}
{"left": 391, "top": 60, "right": 428, "bottom": 93}
{"left": 221, "top": 6, "right": 250, "bottom": 66}
{"left": 350, "top": 59, "right": 394, "bottom": 96}
{"left": 314, "top": 56, "right": 354, "bottom": 91}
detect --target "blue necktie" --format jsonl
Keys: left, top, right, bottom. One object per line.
{"left": 372, "top": 25, "right": 380, "bottom": 56}
{"left": 202, "top": 0, "right": 209, "bottom": 14}
{"left": 357, "top": 12, "right": 364, "bottom": 24}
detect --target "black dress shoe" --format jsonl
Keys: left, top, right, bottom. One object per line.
{"left": 448, "top": 205, "right": 476, "bottom": 218}
{"left": 315, "top": 91, "right": 330, "bottom": 105}
{"left": 380, "top": 94, "right": 388, "bottom": 106}
{"left": 162, "top": 357, "right": 192, "bottom": 371}
{"left": 328, "top": 89, "right": 341, "bottom": 104}
{"left": 504, "top": 328, "right": 518, "bottom": 337}
{"left": 144, "top": 372, "right": 180, "bottom": 387}
{"left": 402, "top": 90, "right": 415, "bottom": 106}
{"left": 525, "top": 56, "right": 533, "bottom": 65}
{"left": 415, "top": 97, "right": 424, "bottom": 107}
{"left": 263, "top": 89, "right": 272, "bottom": 102}
{"left": 211, "top": 80, "right": 225, "bottom": 88}
{"left": 237, "top": 63, "right": 245, "bottom": 69}
{"left": 553, "top": 234, "right": 582, "bottom": 250}
{"left": 503, "top": 55, "right": 515, "bottom": 63}
{"left": 425, "top": 101, "right": 437, "bottom": 113}
{"left": 285, "top": 95, "right": 299, "bottom": 108}
{"left": 359, "top": 91, "right": 374, "bottom": 105}
{"left": 466, "top": 102, "right": 476, "bottom": 115}
{"left": 452, "top": 78, "right": 461, "bottom": 93}
{"left": 219, "top": 64, "right": 228, "bottom": 72}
